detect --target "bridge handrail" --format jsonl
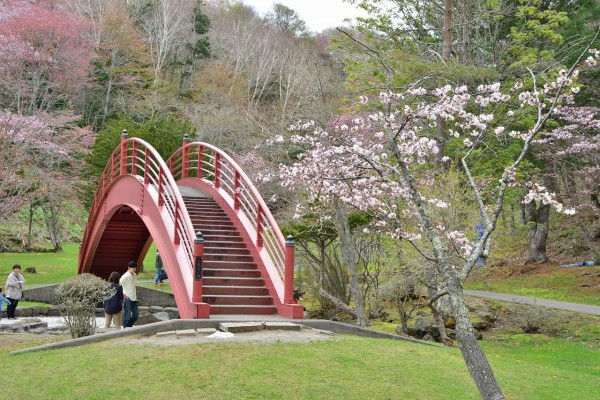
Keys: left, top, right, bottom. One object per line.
{"left": 168, "top": 142, "right": 293, "bottom": 304}
{"left": 79, "top": 134, "right": 196, "bottom": 277}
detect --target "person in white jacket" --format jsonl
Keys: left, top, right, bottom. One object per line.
{"left": 5, "top": 264, "right": 24, "bottom": 319}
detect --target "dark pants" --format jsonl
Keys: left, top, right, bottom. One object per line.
{"left": 123, "top": 299, "right": 139, "bottom": 328}
{"left": 6, "top": 298, "right": 18, "bottom": 319}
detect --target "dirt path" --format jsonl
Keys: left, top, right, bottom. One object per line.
{"left": 464, "top": 290, "right": 600, "bottom": 316}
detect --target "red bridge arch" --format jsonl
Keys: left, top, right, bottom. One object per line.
{"left": 78, "top": 132, "right": 303, "bottom": 319}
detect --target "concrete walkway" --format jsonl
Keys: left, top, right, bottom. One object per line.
{"left": 464, "top": 290, "right": 600, "bottom": 316}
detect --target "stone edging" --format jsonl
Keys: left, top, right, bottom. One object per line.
{"left": 10, "top": 319, "right": 441, "bottom": 355}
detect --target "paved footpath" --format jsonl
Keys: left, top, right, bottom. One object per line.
{"left": 464, "top": 290, "right": 600, "bottom": 316}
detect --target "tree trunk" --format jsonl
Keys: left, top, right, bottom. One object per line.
{"left": 442, "top": 0, "right": 454, "bottom": 62}
{"left": 27, "top": 201, "right": 35, "bottom": 252}
{"left": 525, "top": 200, "right": 550, "bottom": 263}
{"left": 449, "top": 289, "right": 505, "bottom": 400}
{"left": 333, "top": 199, "right": 368, "bottom": 326}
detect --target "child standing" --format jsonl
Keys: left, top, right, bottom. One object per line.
{"left": 0, "top": 288, "right": 12, "bottom": 321}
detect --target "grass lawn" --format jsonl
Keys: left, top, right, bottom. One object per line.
{"left": 0, "top": 333, "right": 598, "bottom": 400}
{"left": 465, "top": 264, "right": 600, "bottom": 306}
{"left": 0, "top": 243, "right": 163, "bottom": 286}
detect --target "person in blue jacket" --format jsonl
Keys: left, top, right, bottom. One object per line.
{"left": 0, "top": 287, "right": 11, "bottom": 320}
{"left": 103, "top": 271, "right": 124, "bottom": 329}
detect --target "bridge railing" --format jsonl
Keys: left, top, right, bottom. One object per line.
{"left": 168, "top": 141, "right": 295, "bottom": 305}
{"left": 79, "top": 132, "right": 196, "bottom": 276}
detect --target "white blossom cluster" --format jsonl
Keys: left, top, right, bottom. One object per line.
{"left": 522, "top": 183, "right": 575, "bottom": 215}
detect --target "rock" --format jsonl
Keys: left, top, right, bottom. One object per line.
{"left": 138, "top": 306, "right": 150, "bottom": 313}
{"left": 153, "top": 312, "right": 170, "bottom": 321}
{"left": 31, "top": 306, "right": 49, "bottom": 316}
{"left": 149, "top": 306, "right": 164, "bottom": 313}
{"left": 475, "top": 330, "right": 483, "bottom": 340}
{"left": 386, "top": 318, "right": 394, "bottom": 324}
{"left": 422, "top": 333, "right": 434, "bottom": 341}
{"left": 580, "top": 284, "right": 591, "bottom": 288}
{"left": 164, "top": 307, "right": 180, "bottom": 319}
{"left": 220, "top": 322, "right": 264, "bottom": 333}
{"left": 409, "top": 317, "right": 435, "bottom": 339}
{"left": 48, "top": 305, "right": 64, "bottom": 317}
{"left": 22, "top": 322, "right": 48, "bottom": 332}
{"left": 134, "top": 313, "right": 160, "bottom": 326}
{"left": 15, "top": 308, "right": 33, "bottom": 317}
{"left": 196, "top": 328, "right": 217, "bottom": 336}
{"left": 263, "top": 322, "right": 301, "bottom": 331}
{"left": 157, "top": 331, "right": 177, "bottom": 337}
{"left": 330, "top": 317, "right": 339, "bottom": 322}
{"left": 25, "top": 267, "right": 36, "bottom": 274}
{"left": 318, "top": 329, "right": 334, "bottom": 336}
{"left": 476, "top": 311, "right": 497, "bottom": 323}
{"left": 472, "top": 320, "right": 491, "bottom": 330}
{"left": 176, "top": 329, "right": 197, "bottom": 337}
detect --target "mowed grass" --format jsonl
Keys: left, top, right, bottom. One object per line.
{"left": 1, "top": 334, "right": 598, "bottom": 400}
{"left": 0, "top": 243, "right": 163, "bottom": 286}
{"left": 465, "top": 265, "right": 600, "bottom": 306}
{"left": 0, "top": 244, "right": 79, "bottom": 285}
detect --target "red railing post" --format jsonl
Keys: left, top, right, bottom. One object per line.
{"left": 198, "top": 145, "right": 203, "bottom": 179}
{"left": 234, "top": 171, "right": 240, "bottom": 211}
{"left": 174, "top": 200, "right": 180, "bottom": 244}
{"left": 120, "top": 129, "right": 128, "bottom": 175}
{"left": 131, "top": 141, "right": 138, "bottom": 175}
{"left": 192, "top": 231, "right": 210, "bottom": 318}
{"left": 284, "top": 235, "right": 295, "bottom": 304}
{"left": 182, "top": 134, "right": 190, "bottom": 179}
{"left": 214, "top": 153, "right": 221, "bottom": 189}
{"left": 143, "top": 148, "right": 150, "bottom": 185}
{"left": 256, "top": 208, "right": 263, "bottom": 248}
{"left": 158, "top": 171, "right": 164, "bottom": 207}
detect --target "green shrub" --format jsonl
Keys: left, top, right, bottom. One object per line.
{"left": 55, "top": 273, "right": 114, "bottom": 338}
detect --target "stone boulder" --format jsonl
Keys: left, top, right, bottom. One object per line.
{"left": 134, "top": 313, "right": 160, "bottom": 326}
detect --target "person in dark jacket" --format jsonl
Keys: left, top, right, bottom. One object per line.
{"left": 103, "top": 271, "right": 124, "bottom": 329}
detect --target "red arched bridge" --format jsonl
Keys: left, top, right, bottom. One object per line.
{"left": 78, "top": 131, "right": 303, "bottom": 319}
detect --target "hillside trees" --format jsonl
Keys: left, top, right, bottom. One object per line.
{"left": 0, "top": 0, "right": 95, "bottom": 115}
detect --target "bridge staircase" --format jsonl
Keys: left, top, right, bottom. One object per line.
{"left": 183, "top": 194, "right": 276, "bottom": 315}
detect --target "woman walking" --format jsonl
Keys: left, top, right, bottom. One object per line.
{"left": 103, "top": 271, "right": 124, "bottom": 329}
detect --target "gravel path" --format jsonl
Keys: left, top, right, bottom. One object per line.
{"left": 464, "top": 290, "right": 600, "bottom": 316}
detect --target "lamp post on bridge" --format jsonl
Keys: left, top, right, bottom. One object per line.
{"left": 192, "top": 231, "right": 210, "bottom": 318}
{"left": 284, "top": 235, "right": 295, "bottom": 304}
{"left": 182, "top": 134, "right": 190, "bottom": 178}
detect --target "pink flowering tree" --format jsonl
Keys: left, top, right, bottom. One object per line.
{"left": 0, "top": 0, "right": 95, "bottom": 114}
{"left": 0, "top": 111, "right": 95, "bottom": 248}
{"left": 533, "top": 106, "right": 600, "bottom": 260}
{"left": 272, "top": 45, "right": 600, "bottom": 399}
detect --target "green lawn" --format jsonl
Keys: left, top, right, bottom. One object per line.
{"left": 465, "top": 266, "right": 600, "bottom": 306}
{"left": 1, "top": 334, "right": 598, "bottom": 399}
{"left": 0, "top": 243, "right": 163, "bottom": 285}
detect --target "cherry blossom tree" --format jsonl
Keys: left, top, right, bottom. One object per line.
{"left": 272, "top": 45, "right": 600, "bottom": 400}
{"left": 0, "top": 111, "right": 95, "bottom": 247}
{"left": 0, "top": 0, "right": 95, "bottom": 114}
{"left": 534, "top": 105, "right": 600, "bottom": 260}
